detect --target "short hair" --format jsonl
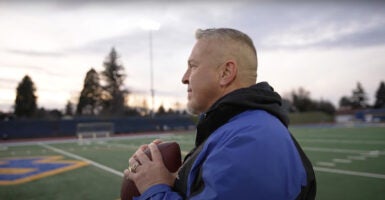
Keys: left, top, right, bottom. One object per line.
{"left": 195, "top": 28, "right": 257, "bottom": 55}
{"left": 195, "top": 28, "right": 258, "bottom": 84}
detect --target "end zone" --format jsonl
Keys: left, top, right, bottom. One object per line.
{"left": 0, "top": 156, "right": 89, "bottom": 185}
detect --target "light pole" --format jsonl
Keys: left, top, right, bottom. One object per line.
{"left": 149, "top": 30, "right": 155, "bottom": 117}
{"left": 140, "top": 20, "right": 160, "bottom": 117}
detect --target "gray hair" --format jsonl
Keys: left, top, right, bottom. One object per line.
{"left": 195, "top": 28, "right": 257, "bottom": 55}
{"left": 195, "top": 28, "right": 258, "bottom": 84}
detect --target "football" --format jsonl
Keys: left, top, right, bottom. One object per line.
{"left": 120, "top": 141, "right": 182, "bottom": 200}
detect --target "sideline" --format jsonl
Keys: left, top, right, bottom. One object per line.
{"left": 38, "top": 143, "right": 124, "bottom": 177}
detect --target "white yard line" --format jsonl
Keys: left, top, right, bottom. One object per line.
{"left": 298, "top": 139, "right": 385, "bottom": 145}
{"left": 316, "top": 162, "right": 336, "bottom": 167}
{"left": 97, "top": 142, "right": 139, "bottom": 150}
{"left": 347, "top": 155, "right": 366, "bottom": 160}
{"left": 38, "top": 143, "right": 124, "bottom": 177}
{"left": 303, "top": 147, "right": 366, "bottom": 154}
{"left": 332, "top": 158, "right": 352, "bottom": 163}
{"left": 303, "top": 147, "right": 385, "bottom": 155}
{"left": 314, "top": 167, "right": 385, "bottom": 180}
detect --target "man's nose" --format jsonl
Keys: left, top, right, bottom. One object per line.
{"left": 181, "top": 70, "right": 189, "bottom": 84}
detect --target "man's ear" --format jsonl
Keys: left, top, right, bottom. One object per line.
{"left": 219, "top": 60, "right": 237, "bottom": 86}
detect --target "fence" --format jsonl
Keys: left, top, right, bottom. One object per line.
{"left": 0, "top": 115, "right": 195, "bottom": 140}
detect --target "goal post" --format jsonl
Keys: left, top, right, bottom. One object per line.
{"left": 76, "top": 122, "right": 114, "bottom": 144}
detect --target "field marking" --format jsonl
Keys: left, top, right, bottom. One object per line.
{"left": 97, "top": 142, "right": 140, "bottom": 150}
{"left": 299, "top": 138, "right": 385, "bottom": 145}
{"left": 316, "top": 162, "right": 335, "bottom": 167}
{"left": 347, "top": 155, "right": 366, "bottom": 160}
{"left": 302, "top": 147, "right": 385, "bottom": 155}
{"left": 303, "top": 147, "right": 366, "bottom": 154}
{"left": 314, "top": 167, "right": 385, "bottom": 180}
{"left": 332, "top": 158, "right": 352, "bottom": 163}
{"left": 365, "top": 150, "right": 381, "bottom": 157}
{"left": 38, "top": 143, "right": 124, "bottom": 177}
{"left": 0, "top": 156, "right": 88, "bottom": 185}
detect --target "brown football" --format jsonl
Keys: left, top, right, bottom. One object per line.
{"left": 120, "top": 141, "right": 182, "bottom": 200}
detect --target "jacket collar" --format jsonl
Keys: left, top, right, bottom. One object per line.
{"left": 195, "top": 82, "right": 288, "bottom": 147}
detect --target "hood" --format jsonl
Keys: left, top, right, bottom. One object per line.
{"left": 195, "top": 82, "right": 289, "bottom": 147}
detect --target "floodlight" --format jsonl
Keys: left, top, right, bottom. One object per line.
{"left": 139, "top": 19, "right": 161, "bottom": 31}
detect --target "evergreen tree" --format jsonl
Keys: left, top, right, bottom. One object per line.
{"left": 14, "top": 75, "right": 37, "bottom": 117}
{"left": 100, "top": 47, "right": 127, "bottom": 116}
{"left": 157, "top": 104, "right": 166, "bottom": 115}
{"left": 339, "top": 82, "right": 368, "bottom": 110}
{"left": 14, "top": 75, "right": 37, "bottom": 118}
{"left": 65, "top": 100, "right": 74, "bottom": 116}
{"left": 76, "top": 68, "right": 102, "bottom": 115}
{"left": 351, "top": 82, "right": 368, "bottom": 109}
{"left": 374, "top": 81, "right": 385, "bottom": 108}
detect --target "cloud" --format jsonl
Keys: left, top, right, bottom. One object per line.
{"left": 224, "top": 1, "right": 385, "bottom": 50}
{"left": 0, "top": 64, "right": 67, "bottom": 84}
{"left": 0, "top": 77, "right": 19, "bottom": 89}
{"left": 261, "top": 16, "right": 385, "bottom": 49}
{"left": 5, "top": 49, "right": 65, "bottom": 57}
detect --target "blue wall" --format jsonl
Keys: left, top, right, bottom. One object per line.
{"left": 355, "top": 108, "right": 385, "bottom": 122}
{"left": 0, "top": 116, "right": 195, "bottom": 140}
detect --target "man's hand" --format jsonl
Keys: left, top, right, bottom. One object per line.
{"left": 124, "top": 142, "right": 176, "bottom": 194}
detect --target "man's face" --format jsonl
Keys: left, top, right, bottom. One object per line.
{"left": 181, "top": 39, "right": 223, "bottom": 115}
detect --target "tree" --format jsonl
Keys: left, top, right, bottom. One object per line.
{"left": 374, "top": 81, "right": 385, "bottom": 108}
{"left": 76, "top": 68, "right": 102, "bottom": 115}
{"left": 351, "top": 82, "right": 368, "bottom": 109}
{"left": 290, "top": 87, "right": 315, "bottom": 112}
{"left": 167, "top": 108, "right": 176, "bottom": 115}
{"left": 288, "top": 87, "right": 335, "bottom": 115}
{"left": 157, "top": 104, "right": 166, "bottom": 115}
{"left": 14, "top": 75, "right": 37, "bottom": 118}
{"left": 35, "top": 108, "right": 62, "bottom": 119}
{"left": 339, "top": 82, "right": 369, "bottom": 110}
{"left": 339, "top": 96, "right": 352, "bottom": 108}
{"left": 100, "top": 48, "right": 128, "bottom": 116}
{"left": 65, "top": 100, "right": 74, "bottom": 116}
{"left": 281, "top": 98, "right": 295, "bottom": 113}
{"left": 316, "top": 99, "right": 336, "bottom": 115}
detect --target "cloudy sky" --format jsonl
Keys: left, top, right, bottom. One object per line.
{"left": 1, "top": 0, "right": 384, "bottom": 112}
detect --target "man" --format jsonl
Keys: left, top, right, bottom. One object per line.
{"left": 125, "top": 28, "right": 316, "bottom": 199}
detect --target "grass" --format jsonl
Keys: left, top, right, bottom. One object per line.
{"left": 291, "top": 126, "right": 385, "bottom": 199}
{"left": 288, "top": 112, "right": 334, "bottom": 124}
{"left": 1, "top": 125, "right": 384, "bottom": 200}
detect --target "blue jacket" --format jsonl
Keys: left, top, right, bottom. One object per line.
{"left": 135, "top": 110, "right": 307, "bottom": 200}
{"left": 134, "top": 82, "right": 315, "bottom": 200}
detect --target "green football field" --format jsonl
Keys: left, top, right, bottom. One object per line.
{"left": 1, "top": 125, "right": 384, "bottom": 200}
